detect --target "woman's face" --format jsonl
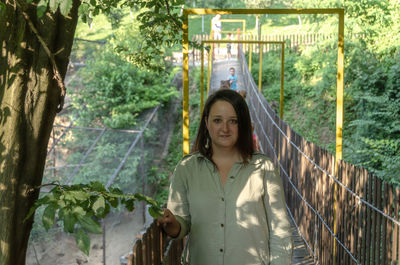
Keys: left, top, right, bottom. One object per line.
{"left": 206, "top": 100, "right": 239, "bottom": 150}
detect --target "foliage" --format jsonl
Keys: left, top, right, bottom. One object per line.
{"left": 70, "top": 33, "right": 177, "bottom": 129}
{"left": 25, "top": 181, "right": 163, "bottom": 255}
{"left": 106, "top": 7, "right": 124, "bottom": 30}
{"left": 344, "top": 45, "right": 400, "bottom": 183}
{"left": 240, "top": 0, "right": 400, "bottom": 183}
{"left": 18, "top": 0, "right": 185, "bottom": 71}
{"left": 165, "top": 67, "right": 202, "bottom": 173}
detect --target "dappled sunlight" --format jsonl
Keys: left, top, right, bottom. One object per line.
{"left": 1, "top": 240, "right": 9, "bottom": 257}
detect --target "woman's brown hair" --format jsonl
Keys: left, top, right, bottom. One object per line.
{"left": 192, "top": 89, "right": 254, "bottom": 163}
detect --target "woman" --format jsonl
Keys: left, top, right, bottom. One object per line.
{"left": 158, "top": 89, "right": 293, "bottom": 265}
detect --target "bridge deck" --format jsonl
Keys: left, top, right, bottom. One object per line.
{"left": 210, "top": 58, "right": 315, "bottom": 265}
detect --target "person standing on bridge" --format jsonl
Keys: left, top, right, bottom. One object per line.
{"left": 226, "top": 33, "right": 233, "bottom": 60}
{"left": 158, "top": 89, "right": 293, "bottom": 265}
{"left": 212, "top": 14, "right": 222, "bottom": 53}
{"left": 228, "top": 67, "right": 238, "bottom": 91}
{"left": 212, "top": 14, "right": 222, "bottom": 40}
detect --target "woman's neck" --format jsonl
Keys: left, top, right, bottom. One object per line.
{"left": 211, "top": 146, "right": 241, "bottom": 162}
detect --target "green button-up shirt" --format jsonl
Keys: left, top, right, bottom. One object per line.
{"left": 167, "top": 152, "right": 293, "bottom": 265}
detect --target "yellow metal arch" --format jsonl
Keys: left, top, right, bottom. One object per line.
{"left": 182, "top": 9, "right": 344, "bottom": 264}
{"left": 183, "top": 8, "right": 344, "bottom": 162}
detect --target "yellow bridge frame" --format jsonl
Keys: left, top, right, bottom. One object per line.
{"left": 182, "top": 9, "right": 344, "bottom": 264}
{"left": 200, "top": 39, "right": 285, "bottom": 119}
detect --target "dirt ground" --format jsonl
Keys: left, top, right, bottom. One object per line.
{"left": 26, "top": 207, "right": 146, "bottom": 265}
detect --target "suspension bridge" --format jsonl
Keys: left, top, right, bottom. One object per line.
{"left": 41, "top": 8, "right": 400, "bottom": 265}
{"left": 125, "top": 9, "right": 400, "bottom": 265}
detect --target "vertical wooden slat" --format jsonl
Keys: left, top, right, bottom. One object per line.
{"left": 382, "top": 183, "right": 389, "bottom": 265}
{"left": 350, "top": 165, "right": 356, "bottom": 263}
{"left": 355, "top": 166, "right": 362, "bottom": 262}
{"left": 321, "top": 148, "right": 328, "bottom": 265}
{"left": 365, "top": 173, "right": 373, "bottom": 265}
{"left": 327, "top": 151, "right": 333, "bottom": 265}
{"left": 142, "top": 231, "right": 148, "bottom": 265}
{"left": 135, "top": 240, "right": 143, "bottom": 265}
{"left": 385, "top": 184, "right": 393, "bottom": 265}
{"left": 397, "top": 188, "right": 400, "bottom": 265}
{"left": 313, "top": 144, "right": 319, "bottom": 260}
{"left": 339, "top": 161, "right": 344, "bottom": 265}
{"left": 150, "top": 223, "right": 157, "bottom": 264}
{"left": 327, "top": 150, "right": 332, "bottom": 265}
{"left": 329, "top": 153, "right": 335, "bottom": 265}
{"left": 339, "top": 161, "right": 346, "bottom": 264}
{"left": 361, "top": 168, "right": 368, "bottom": 265}
{"left": 371, "top": 175, "right": 377, "bottom": 264}
{"left": 375, "top": 178, "right": 383, "bottom": 264}
{"left": 392, "top": 188, "right": 400, "bottom": 264}
{"left": 343, "top": 163, "right": 350, "bottom": 265}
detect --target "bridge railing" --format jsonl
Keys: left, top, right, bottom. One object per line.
{"left": 238, "top": 45, "right": 400, "bottom": 265}
{"left": 126, "top": 221, "right": 184, "bottom": 265}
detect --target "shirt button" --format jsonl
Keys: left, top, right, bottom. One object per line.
{"left": 221, "top": 197, "right": 224, "bottom": 201}
{"left": 230, "top": 176, "right": 234, "bottom": 179}
{"left": 220, "top": 248, "right": 223, "bottom": 252}
{"left": 221, "top": 224, "right": 224, "bottom": 227}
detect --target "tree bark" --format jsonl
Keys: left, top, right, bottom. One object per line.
{"left": 0, "top": 1, "right": 80, "bottom": 264}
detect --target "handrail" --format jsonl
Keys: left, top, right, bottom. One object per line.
{"left": 237, "top": 44, "right": 400, "bottom": 265}
{"left": 127, "top": 219, "right": 185, "bottom": 265}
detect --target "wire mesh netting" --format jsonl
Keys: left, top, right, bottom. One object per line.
{"left": 43, "top": 106, "right": 166, "bottom": 193}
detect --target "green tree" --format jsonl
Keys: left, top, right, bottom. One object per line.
{"left": 0, "top": 0, "right": 182, "bottom": 264}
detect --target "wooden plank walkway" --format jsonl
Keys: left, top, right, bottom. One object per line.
{"left": 210, "top": 58, "right": 316, "bottom": 265}
{"left": 291, "top": 223, "right": 315, "bottom": 265}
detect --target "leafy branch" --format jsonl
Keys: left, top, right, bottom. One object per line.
{"left": 25, "top": 181, "right": 163, "bottom": 255}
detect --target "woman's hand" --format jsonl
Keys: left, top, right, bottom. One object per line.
{"left": 157, "top": 208, "right": 181, "bottom": 238}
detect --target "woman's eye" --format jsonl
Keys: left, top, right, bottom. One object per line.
{"left": 213, "top": 119, "right": 222, "bottom": 123}
{"left": 230, "top": 119, "right": 238, "bottom": 124}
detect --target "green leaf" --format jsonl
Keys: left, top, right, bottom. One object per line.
{"left": 89, "top": 181, "right": 106, "bottom": 192}
{"left": 148, "top": 205, "right": 163, "bottom": 218}
{"left": 23, "top": 204, "right": 38, "bottom": 223}
{"left": 108, "top": 197, "right": 119, "bottom": 208}
{"left": 59, "top": 0, "right": 73, "bottom": 16}
{"left": 109, "top": 187, "right": 123, "bottom": 195}
{"left": 78, "top": 215, "right": 102, "bottom": 234}
{"left": 92, "top": 196, "right": 106, "bottom": 216}
{"left": 0, "top": 2, "right": 6, "bottom": 17}
{"left": 42, "top": 205, "right": 57, "bottom": 231}
{"left": 124, "top": 199, "right": 135, "bottom": 212}
{"left": 72, "top": 206, "right": 86, "bottom": 218}
{"left": 134, "top": 193, "right": 146, "bottom": 201}
{"left": 36, "top": 0, "right": 48, "bottom": 18}
{"left": 75, "top": 228, "right": 90, "bottom": 255}
{"left": 68, "top": 191, "right": 90, "bottom": 201}
{"left": 63, "top": 211, "right": 76, "bottom": 233}
{"left": 49, "top": 0, "right": 58, "bottom": 12}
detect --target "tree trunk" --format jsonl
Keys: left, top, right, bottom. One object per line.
{"left": 0, "top": 1, "right": 80, "bottom": 264}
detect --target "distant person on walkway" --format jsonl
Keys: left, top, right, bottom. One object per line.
{"left": 212, "top": 14, "right": 222, "bottom": 40}
{"left": 228, "top": 67, "right": 238, "bottom": 91}
{"left": 158, "top": 89, "right": 293, "bottom": 265}
{"left": 226, "top": 33, "right": 233, "bottom": 60}
{"left": 212, "top": 14, "right": 222, "bottom": 53}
